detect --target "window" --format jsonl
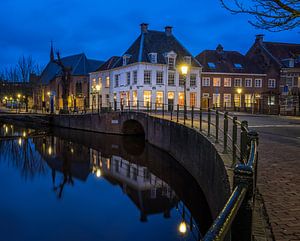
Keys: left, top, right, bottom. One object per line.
{"left": 268, "top": 95, "right": 275, "bottom": 105}
{"left": 98, "top": 77, "right": 102, "bottom": 87}
{"left": 143, "top": 91, "right": 151, "bottom": 107}
{"left": 132, "top": 91, "right": 137, "bottom": 106}
{"left": 75, "top": 82, "right": 82, "bottom": 96}
{"left": 156, "top": 71, "right": 163, "bottom": 84}
{"left": 179, "top": 74, "right": 185, "bottom": 86}
{"left": 213, "top": 77, "right": 221, "bottom": 87}
{"left": 105, "top": 76, "right": 110, "bottom": 87}
{"left": 190, "top": 92, "right": 196, "bottom": 107}
{"left": 234, "top": 78, "right": 242, "bottom": 87}
{"left": 268, "top": 79, "right": 276, "bottom": 88}
{"left": 123, "top": 55, "right": 130, "bottom": 66}
{"left": 114, "top": 75, "right": 119, "bottom": 87}
{"left": 106, "top": 94, "right": 110, "bottom": 106}
{"left": 234, "top": 63, "right": 243, "bottom": 69}
{"left": 224, "top": 78, "right": 231, "bottom": 87}
{"left": 144, "top": 70, "right": 151, "bottom": 84}
{"left": 245, "top": 94, "right": 252, "bottom": 107}
{"left": 168, "top": 72, "right": 175, "bottom": 85}
{"left": 286, "top": 76, "right": 293, "bottom": 86}
{"left": 133, "top": 71, "right": 137, "bottom": 84}
{"left": 156, "top": 91, "right": 164, "bottom": 107}
{"left": 245, "top": 78, "right": 252, "bottom": 87}
{"left": 148, "top": 53, "right": 157, "bottom": 63}
{"left": 213, "top": 93, "right": 220, "bottom": 107}
{"left": 190, "top": 74, "right": 197, "bottom": 87}
{"left": 234, "top": 94, "right": 241, "bottom": 107}
{"left": 126, "top": 72, "right": 130, "bottom": 86}
{"left": 254, "top": 79, "right": 262, "bottom": 88}
{"left": 224, "top": 94, "right": 231, "bottom": 107}
{"left": 178, "top": 92, "right": 184, "bottom": 106}
{"left": 208, "top": 62, "right": 216, "bottom": 68}
{"left": 168, "top": 57, "right": 175, "bottom": 70}
{"left": 202, "top": 77, "right": 210, "bottom": 86}
{"left": 184, "top": 56, "right": 191, "bottom": 65}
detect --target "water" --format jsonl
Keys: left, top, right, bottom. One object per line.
{"left": 0, "top": 122, "right": 212, "bottom": 241}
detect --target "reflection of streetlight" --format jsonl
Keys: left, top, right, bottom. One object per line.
{"left": 17, "top": 94, "right": 21, "bottom": 99}
{"left": 180, "top": 65, "right": 189, "bottom": 119}
{"left": 178, "top": 221, "right": 187, "bottom": 235}
{"left": 22, "top": 131, "right": 26, "bottom": 137}
{"left": 18, "top": 138, "right": 22, "bottom": 146}
{"left": 96, "top": 168, "right": 101, "bottom": 178}
{"left": 48, "top": 146, "right": 52, "bottom": 155}
{"left": 47, "top": 91, "right": 51, "bottom": 97}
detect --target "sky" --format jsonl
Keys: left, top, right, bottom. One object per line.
{"left": 0, "top": 0, "right": 299, "bottom": 70}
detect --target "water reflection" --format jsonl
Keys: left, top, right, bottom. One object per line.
{"left": 0, "top": 123, "right": 212, "bottom": 241}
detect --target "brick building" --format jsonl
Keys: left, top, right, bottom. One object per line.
{"left": 196, "top": 44, "right": 276, "bottom": 113}
{"left": 247, "top": 35, "right": 300, "bottom": 115}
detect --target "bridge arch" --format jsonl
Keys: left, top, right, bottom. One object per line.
{"left": 122, "top": 119, "right": 145, "bottom": 136}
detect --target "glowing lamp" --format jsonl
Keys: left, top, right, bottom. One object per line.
{"left": 237, "top": 88, "right": 242, "bottom": 94}
{"left": 178, "top": 221, "right": 187, "bottom": 235}
{"left": 180, "top": 65, "right": 188, "bottom": 75}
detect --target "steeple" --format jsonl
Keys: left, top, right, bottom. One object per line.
{"left": 50, "top": 40, "right": 54, "bottom": 61}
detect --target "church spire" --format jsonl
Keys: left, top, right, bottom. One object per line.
{"left": 50, "top": 40, "right": 54, "bottom": 61}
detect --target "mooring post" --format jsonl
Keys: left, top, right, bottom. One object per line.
{"left": 137, "top": 100, "right": 139, "bottom": 112}
{"left": 223, "top": 112, "right": 228, "bottom": 154}
{"left": 114, "top": 100, "right": 117, "bottom": 111}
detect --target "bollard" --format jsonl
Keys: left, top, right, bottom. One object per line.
{"left": 199, "top": 108, "right": 202, "bottom": 132}
{"left": 176, "top": 104, "right": 179, "bottom": 123}
{"left": 240, "top": 121, "right": 249, "bottom": 163}
{"left": 223, "top": 112, "right": 228, "bottom": 154}
{"left": 191, "top": 106, "right": 194, "bottom": 128}
{"left": 215, "top": 110, "right": 219, "bottom": 143}
{"left": 208, "top": 108, "right": 211, "bottom": 137}
{"left": 232, "top": 116, "right": 238, "bottom": 166}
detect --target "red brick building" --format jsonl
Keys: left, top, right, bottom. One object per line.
{"left": 196, "top": 44, "right": 278, "bottom": 113}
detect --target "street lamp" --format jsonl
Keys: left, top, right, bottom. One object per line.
{"left": 180, "top": 65, "right": 189, "bottom": 119}
{"left": 236, "top": 88, "right": 242, "bottom": 111}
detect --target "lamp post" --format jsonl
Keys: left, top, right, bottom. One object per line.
{"left": 17, "top": 94, "right": 21, "bottom": 112}
{"left": 180, "top": 65, "right": 189, "bottom": 119}
{"left": 237, "top": 88, "right": 242, "bottom": 112}
{"left": 96, "top": 84, "right": 101, "bottom": 113}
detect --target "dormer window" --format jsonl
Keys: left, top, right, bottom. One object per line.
{"left": 148, "top": 53, "right": 157, "bottom": 64}
{"left": 168, "top": 57, "right": 175, "bottom": 70}
{"left": 123, "top": 55, "right": 131, "bottom": 66}
{"left": 165, "top": 51, "right": 177, "bottom": 70}
{"left": 234, "top": 63, "right": 243, "bottom": 69}
{"left": 184, "top": 56, "right": 191, "bottom": 65}
{"left": 208, "top": 62, "right": 216, "bottom": 69}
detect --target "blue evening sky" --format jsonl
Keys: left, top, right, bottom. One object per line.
{"left": 0, "top": 0, "right": 298, "bottom": 69}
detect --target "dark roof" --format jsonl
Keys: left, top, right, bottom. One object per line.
{"left": 112, "top": 30, "right": 201, "bottom": 68}
{"left": 96, "top": 56, "right": 121, "bottom": 71}
{"left": 196, "top": 45, "right": 264, "bottom": 74}
{"left": 40, "top": 53, "right": 104, "bottom": 84}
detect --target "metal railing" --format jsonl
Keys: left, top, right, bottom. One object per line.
{"left": 2, "top": 100, "right": 258, "bottom": 240}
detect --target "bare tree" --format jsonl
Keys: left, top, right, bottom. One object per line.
{"left": 17, "top": 55, "right": 40, "bottom": 82}
{"left": 4, "top": 66, "right": 19, "bottom": 82}
{"left": 220, "top": 0, "right": 300, "bottom": 31}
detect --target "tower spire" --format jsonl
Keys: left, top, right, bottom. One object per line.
{"left": 50, "top": 40, "right": 54, "bottom": 61}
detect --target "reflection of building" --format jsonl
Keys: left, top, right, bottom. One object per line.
{"left": 90, "top": 149, "right": 177, "bottom": 221}
{"left": 89, "top": 23, "right": 202, "bottom": 110}
{"left": 196, "top": 44, "right": 272, "bottom": 112}
{"left": 34, "top": 43, "right": 103, "bottom": 111}
{"left": 247, "top": 35, "right": 300, "bottom": 115}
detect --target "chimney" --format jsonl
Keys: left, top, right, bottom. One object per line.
{"left": 165, "top": 26, "right": 173, "bottom": 36}
{"left": 216, "top": 44, "right": 224, "bottom": 54}
{"left": 140, "top": 23, "right": 149, "bottom": 33}
{"left": 255, "top": 34, "right": 264, "bottom": 43}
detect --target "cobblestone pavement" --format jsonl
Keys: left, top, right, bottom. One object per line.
{"left": 235, "top": 114, "right": 300, "bottom": 241}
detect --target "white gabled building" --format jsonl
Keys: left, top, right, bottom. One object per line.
{"left": 89, "top": 23, "right": 202, "bottom": 110}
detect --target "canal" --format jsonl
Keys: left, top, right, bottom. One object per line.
{"left": 0, "top": 122, "right": 212, "bottom": 241}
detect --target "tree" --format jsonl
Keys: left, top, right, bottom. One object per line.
{"left": 17, "top": 55, "right": 41, "bottom": 82}
{"left": 220, "top": 0, "right": 300, "bottom": 31}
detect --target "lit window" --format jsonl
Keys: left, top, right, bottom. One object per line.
{"left": 213, "top": 77, "right": 221, "bottom": 87}
{"left": 234, "top": 78, "right": 242, "bottom": 87}
{"left": 133, "top": 91, "right": 137, "bottom": 106}
{"left": 178, "top": 92, "right": 184, "bottom": 106}
{"left": 105, "top": 76, "right": 110, "bottom": 87}
{"left": 245, "top": 94, "right": 252, "bottom": 107}
{"left": 168, "top": 72, "right": 175, "bottom": 85}
{"left": 254, "top": 79, "right": 262, "bottom": 88}
{"left": 148, "top": 53, "right": 157, "bottom": 64}
{"left": 224, "top": 78, "right": 231, "bottom": 87}
{"left": 268, "top": 95, "right": 275, "bottom": 105}
{"left": 213, "top": 93, "right": 220, "bottom": 107}
{"left": 144, "top": 70, "right": 151, "bottom": 84}
{"left": 156, "top": 91, "right": 164, "bottom": 107}
{"left": 268, "top": 79, "right": 276, "bottom": 88}
{"left": 168, "top": 92, "right": 174, "bottom": 100}
{"left": 208, "top": 62, "right": 216, "bottom": 68}
{"left": 190, "top": 92, "right": 196, "bottom": 107}
{"left": 245, "top": 78, "right": 252, "bottom": 87}
{"left": 234, "top": 63, "right": 243, "bottom": 69}
{"left": 126, "top": 72, "right": 130, "bottom": 86}
{"left": 156, "top": 71, "right": 163, "bottom": 84}
{"left": 133, "top": 71, "right": 137, "bottom": 84}
{"left": 234, "top": 94, "right": 241, "bottom": 107}
{"left": 190, "top": 74, "right": 197, "bottom": 87}
{"left": 143, "top": 91, "right": 151, "bottom": 107}
{"left": 223, "top": 94, "right": 231, "bottom": 107}
{"left": 202, "top": 77, "right": 210, "bottom": 86}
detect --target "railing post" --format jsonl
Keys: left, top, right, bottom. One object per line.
{"left": 207, "top": 108, "right": 211, "bottom": 137}
{"left": 176, "top": 104, "right": 179, "bottom": 123}
{"left": 215, "top": 110, "right": 219, "bottom": 143}
{"left": 184, "top": 105, "right": 186, "bottom": 125}
{"left": 128, "top": 100, "right": 131, "bottom": 112}
{"left": 170, "top": 105, "right": 173, "bottom": 121}
{"left": 191, "top": 106, "right": 194, "bottom": 128}
{"left": 232, "top": 116, "right": 238, "bottom": 166}
{"left": 199, "top": 107, "right": 202, "bottom": 132}
{"left": 155, "top": 102, "right": 157, "bottom": 114}
{"left": 114, "top": 100, "right": 117, "bottom": 111}
{"left": 162, "top": 103, "right": 165, "bottom": 118}
{"left": 223, "top": 112, "right": 228, "bottom": 154}
{"left": 137, "top": 100, "right": 139, "bottom": 112}
{"left": 147, "top": 101, "right": 150, "bottom": 112}
{"left": 240, "top": 120, "right": 249, "bottom": 163}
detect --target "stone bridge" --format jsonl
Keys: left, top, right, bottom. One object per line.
{"left": 48, "top": 112, "right": 231, "bottom": 218}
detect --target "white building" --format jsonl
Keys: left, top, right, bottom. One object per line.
{"left": 89, "top": 23, "right": 202, "bottom": 110}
